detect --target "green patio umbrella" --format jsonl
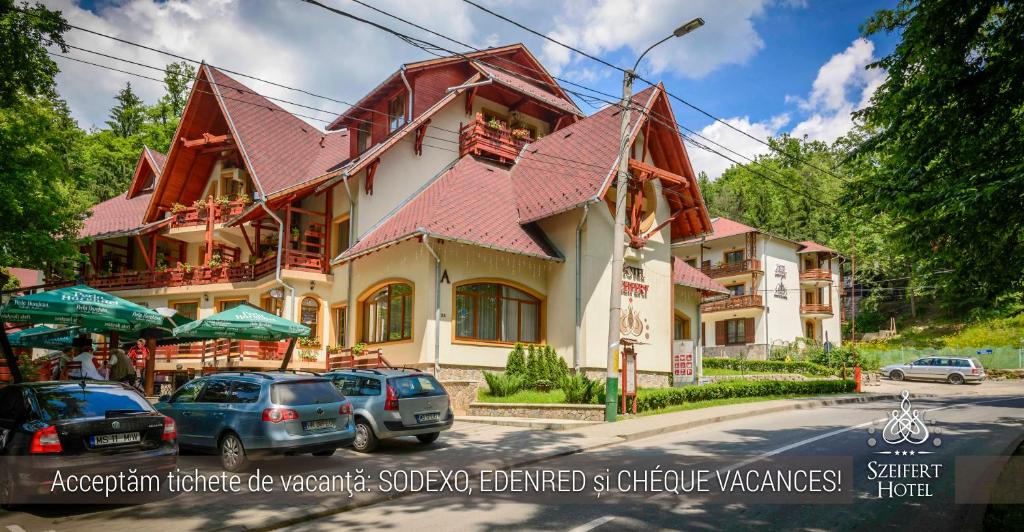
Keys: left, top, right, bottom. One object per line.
{"left": 1, "top": 285, "right": 164, "bottom": 382}
{"left": 171, "top": 303, "right": 310, "bottom": 370}
{"left": 9, "top": 326, "right": 78, "bottom": 350}
{"left": 0, "top": 285, "right": 163, "bottom": 332}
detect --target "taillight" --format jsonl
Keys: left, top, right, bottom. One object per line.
{"left": 162, "top": 416, "right": 177, "bottom": 441}
{"left": 972, "top": 368, "right": 980, "bottom": 375}
{"left": 262, "top": 408, "right": 299, "bottom": 423}
{"left": 30, "top": 425, "right": 63, "bottom": 454}
{"left": 339, "top": 403, "right": 352, "bottom": 415}
{"left": 385, "top": 384, "right": 399, "bottom": 411}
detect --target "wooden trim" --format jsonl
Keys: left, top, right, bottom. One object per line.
{"left": 356, "top": 278, "right": 416, "bottom": 345}
{"left": 169, "top": 298, "right": 201, "bottom": 320}
{"left": 330, "top": 303, "right": 348, "bottom": 348}
{"left": 450, "top": 277, "right": 546, "bottom": 346}
{"left": 214, "top": 296, "right": 248, "bottom": 312}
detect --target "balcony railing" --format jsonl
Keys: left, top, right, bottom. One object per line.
{"left": 86, "top": 257, "right": 277, "bottom": 291}
{"left": 326, "top": 347, "right": 391, "bottom": 371}
{"left": 701, "top": 258, "right": 762, "bottom": 278}
{"left": 156, "top": 339, "right": 290, "bottom": 363}
{"left": 799, "top": 269, "right": 832, "bottom": 283}
{"left": 169, "top": 198, "right": 249, "bottom": 228}
{"left": 700, "top": 294, "right": 763, "bottom": 313}
{"left": 459, "top": 116, "right": 531, "bottom": 164}
{"left": 800, "top": 303, "right": 833, "bottom": 315}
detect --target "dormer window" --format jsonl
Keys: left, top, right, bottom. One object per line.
{"left": 388, "top": 94, "right": 406, "bottom": 133}
{"left": 356, "top": 121, "right": 371, "bottom": 154}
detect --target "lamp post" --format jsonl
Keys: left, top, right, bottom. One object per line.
{"left": 605, "top": 17, "right": 705, "bottom": 422}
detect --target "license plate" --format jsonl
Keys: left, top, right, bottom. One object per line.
{"left": 303, "top": 419, "right": 335, "bottom": 432}
{"left": 90, "top": 432, "right": 141, "bottom": 447}
{"left": 416, "top": 413, "right": 440, "bottom": 424}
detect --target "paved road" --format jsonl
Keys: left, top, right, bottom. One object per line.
{"left": 283, "top": 389, "right": 1024, "bottom": 532}
{"left": 3, "top": 380, "right": 1022, "bottom": 531}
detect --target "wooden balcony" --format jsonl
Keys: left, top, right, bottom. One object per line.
{"left": 799, "top": 268, "right": 832, "bottom": 284}
{"left": 701, "top": 258, "right": 762, "bottom": 279}
{"left": 326, "top": 347, "right": 392, "bottom": 371}
{"left": 800, "top": 303, "right": 834, "bottom": 316}
{"left": 701, "top": 294, "right": 764, "bottom": 313}
{"left": 86, "top": 257, "right": 277, "bottom": 291}
{"left": 459, "top": 115, "right": 531, "bottom": 164}
{"left": 170, "top": 198, "right": 249, "bottom": 228}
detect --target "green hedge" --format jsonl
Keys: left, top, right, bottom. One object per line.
{"left": 634, "top": 379, "right": 855, "bottom": 413}
{"left": 702, "top": 358, "right": 835, "bottom": 376}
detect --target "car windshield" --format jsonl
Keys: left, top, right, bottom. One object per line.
{"left": 34, "top": 386, "right": 153, "bottom": 421}
{"left": 389, "top": 374, "right": 446, "bottom": 398}
{"left": 271, "top": 380, "right": 343, "bottom": 405}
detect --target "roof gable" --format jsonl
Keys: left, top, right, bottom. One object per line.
{"left": 673, "top": 257, "right": 729, "bottom": 294}
{"left": 335, "top": 157, "right": 562, "bottom": 264}
{"left": 126, "top": 146, "right": 166, "bottom": 199}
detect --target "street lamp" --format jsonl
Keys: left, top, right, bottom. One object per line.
{"left": 605, "top": 17, "right": 704, "bottom": 422}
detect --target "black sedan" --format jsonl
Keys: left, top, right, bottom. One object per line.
{"left": 0, "top": 380, "right": 178, "bottom": 505}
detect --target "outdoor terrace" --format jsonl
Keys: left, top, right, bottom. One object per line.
{"left": 800, "top": 303, "right": 834, "bottom": 316}
{"left": 168, "top": 197, "right": 250, "bottom": 229}
{"left": 701, "top": 258, "right": 762, "bottom": 279}
{"left": 700, "top": 294, "right": 764, "bottom": 313}
{"left": 799, "top": 268, "right": 832, "bottom": 284}
{"left": 459, "top": 114, "right": 532, "bottom": 165}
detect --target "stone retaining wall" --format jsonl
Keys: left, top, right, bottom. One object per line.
{"left": 704, "top": 373, "right": 812, "bottom": 383}
{"left": 467, "top": 402, "right": 605, "bottom": 421}
{"left": 440, "top": 380, "right": 480, "bottom": 415}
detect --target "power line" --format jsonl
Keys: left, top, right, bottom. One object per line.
{"left": 457, "top": 0, "right": 855, "bottom": 185}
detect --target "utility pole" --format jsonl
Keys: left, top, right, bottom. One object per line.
{"left": 605, "top": 18, "right": 704, "bottom": 422}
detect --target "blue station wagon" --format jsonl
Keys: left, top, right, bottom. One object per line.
{"left": 155, "top": 372, "right": 354, "bottom": 471}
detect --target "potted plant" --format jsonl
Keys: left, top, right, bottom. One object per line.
{"left": 290, "top": 226, "right": 301, "bottom": 243}
{"left": 511, "top": 128, "right": 531, "bottom": 140}
{"left": 487, "top": 117, "right": 504, "bottom": 130}
{"left": 299, "top": 350, "right": 319, "bottom": 362}
{"left": 170, "top": 202, "right": 187, "bottom": 214}
{"left": 208, "top": 256, "right": 223, "bottom": 269}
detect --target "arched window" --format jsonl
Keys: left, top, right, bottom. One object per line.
{"left": 300, "top": 297, "right": 321, "bottom": 343}
{"left": 456, "top": 282, "right": 541, "bottom": 343}
{"left": 674, "top": 313, "right": 691, "bottom": 341}
{"left": 362, "top": 283, "right": 413, "bottom": 343}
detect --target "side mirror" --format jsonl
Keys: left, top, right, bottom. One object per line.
{"left": 158, "top": 394, "right": 171, "bottom": 403}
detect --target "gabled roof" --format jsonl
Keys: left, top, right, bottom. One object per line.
{"left": 511, "top": 86, "right": 656, "bottom": 223}
{"left": 328, "top": 43, "right": 579, "bottom": 130}
{"left": 334, "top": 157, "right": 562, "bottom": 264}
{"left": 471, "top": 62, "right": 582, "bottom": 116}
{"left": 205, "top": 66, "right": 350, "bottom": 197}
{"left": 676, "top": 216, "right": 757, "bottom": 245}
{"left": 672, "top": 258, "right": 729, "bottom": 295}
{"left": 80, "top": 191, "right": 155, "bottom": 239}
{"left": 144, "top": 65, "right": 350, "bottom": 221}
{"left": 126, "top": 146, "right": 166, "bottom": 199}
{"left": 798, "top": 240, "right": 838, "bottom": 254}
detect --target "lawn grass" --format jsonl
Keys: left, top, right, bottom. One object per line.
{"left": 620, "top": 392, "right": 840, "bottom": 419}
{"left": 477, "top": 388, "right": 567, "bottom": 403}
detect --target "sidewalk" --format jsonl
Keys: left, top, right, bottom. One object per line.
{"left": 2, "top": 391, "right": 905, "bottom": 532}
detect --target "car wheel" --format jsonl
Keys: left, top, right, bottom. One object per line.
{"left": 890, "top": 370, "right": 904, "bottom": 381}
{"left": 948, "top": 373, "right": 965, "bottom": 385}
{"left": 312, "top": 449, "right": 335, "bottom": 457}
{"left": 416, "top": 432, "right": 440, "bottom": 445}
{"left": 219, "top": 433, "right": 249, "bottom": 472}
{"left": 353, "top": 419, "right": 378, "bottom": 453}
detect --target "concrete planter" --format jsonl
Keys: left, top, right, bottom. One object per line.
{"left": 467, "top": 402, "right": 605, "bottom": 421}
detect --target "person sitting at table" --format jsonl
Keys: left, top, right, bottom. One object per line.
{"left": 70, "top": 344, "right": 103, "bottom": 380}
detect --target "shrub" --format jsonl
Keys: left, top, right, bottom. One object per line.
{"left": 506, "top": 343, "right": 526, "bottom": 377}
{"left": 526, "top": 344, "right": 542, "bottom": 386}
{"left": 560, "top": 373, "right": 601, "bottom": 404}
{"left": 702, "top": 358, "right": 834, "bottom": 376}
{"left": 634, "top": 380, "right": 856, "bottom": 413}
{"left": 482, "top": 371, "right": 525, "bottom": 397}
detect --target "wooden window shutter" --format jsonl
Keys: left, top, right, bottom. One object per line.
{"left": 701, "top": 322, "right": 706, "bottom": 346}
{"left": 743, "top": 317, "right": 756, "bottom": 343}
{"left": 715, "top": 321, "right": 726, "bottom": 345}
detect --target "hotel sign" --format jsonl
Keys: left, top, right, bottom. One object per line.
{"left": 622, "top": 265, "right": 649, "bottom": 298}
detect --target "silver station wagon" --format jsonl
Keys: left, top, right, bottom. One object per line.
{"left": 880, "top": 356, "right": 986, "bottom": 385}
{"left": 323, "top": 368, "right": 453, "bottom": 452}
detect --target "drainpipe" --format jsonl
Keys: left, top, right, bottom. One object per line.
{"left": 574, "top": 204, "right": 589, "bottom": 371}
{"left": 695, "top": 236, "right": 704, "bottom": 383}
{"left": 264, "top": 205, "right": 295, "bottom": 319}
{"left": 400, "top": 66, "right": 413, "bottom": 122}
{"left": 340, "top": 172, "right": 356, "bottom": 346}
{"left": 422, "top": 235, "right": 441, "bottom": 376}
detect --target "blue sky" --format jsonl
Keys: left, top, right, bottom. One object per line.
{"left": 47, "top": 0, "right": 899, "bottom": 178}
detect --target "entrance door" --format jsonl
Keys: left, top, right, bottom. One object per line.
{"left": 805, "top": 321, "right": 815, "bottom": 341}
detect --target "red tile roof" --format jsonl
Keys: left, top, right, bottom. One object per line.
{"left": 145, "top": 146, "right": 166, "bottom": 172}
{"left": 672, "top": 258, "right": 729, "bottom": 294}
{"left": 80, "top": 191, "right": 154, "bottom": 238}
{"left": 8, "top": 268, "right": 42, "bottom": 288}
{"left": 206, "top": 66, "right": 350, "bottom": 197}
{"left": 336, "top": 157, "right": 562, "bottom": 263}
{"left": 511, "top": 86, "right": 657, "bottom": 223}
{"left": 798, "top": 240, "right": 837, "bottom": 254}
{"left": 472, "top": 62, "right": 582, "bottom": 116}
{"left": 676, "top": 216, "right": 757, "bottom": 245}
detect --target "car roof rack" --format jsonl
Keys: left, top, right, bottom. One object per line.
{"left": 209, "top": 371, "right": 274, "bottom": 380}
{"left": 266, "top": 369, "right": 322, "bottom": 376}
{"left": 344, "top": 368, "right": 386, "bottom": 375}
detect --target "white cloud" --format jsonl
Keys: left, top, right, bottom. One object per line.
{"left": 540, "top": 0, "right": 776, "bottom": 79}
{"left": 686, "top": 114, "right": 789, "bottom": 179}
